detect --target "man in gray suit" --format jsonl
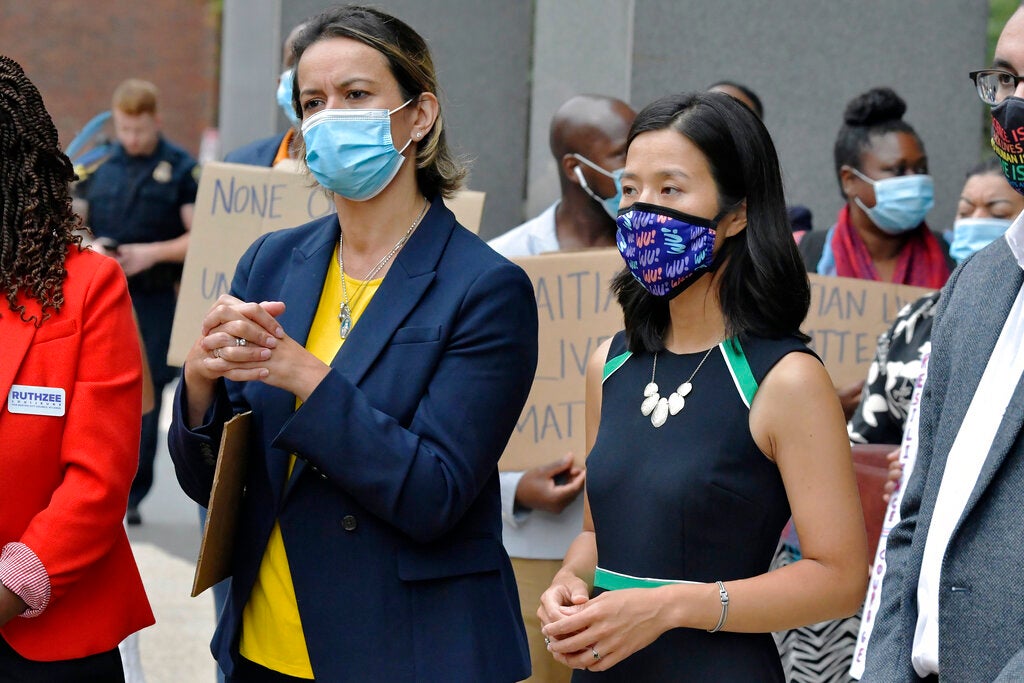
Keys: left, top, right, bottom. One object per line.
{"left": 861, "top": 9, "right": 1024, "bottom": 682}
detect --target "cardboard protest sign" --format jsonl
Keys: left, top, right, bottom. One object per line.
{"left": 168, "top": 161, "right": 485, "bottom": 366}
{"left": 499, "top": 248, "right": 625, "bottom": 471}
{"left": 499, "top": 261, "right": 935, "bottom": 472}
{"left": 192, "top": 411, "right": 251, "bottom": 597}
{"left": 446, "top": 191, "right": 485, "bottom": 236}
{"left": 804, "top": 274, "right": 934, "bottom": 388}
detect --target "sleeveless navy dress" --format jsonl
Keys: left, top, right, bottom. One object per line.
{"left": 574, "top": 331, "right": 813, "bottom": 682}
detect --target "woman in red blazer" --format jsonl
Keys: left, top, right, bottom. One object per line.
{"left": 0, "top": 56, "right": 154, "bottom": 680}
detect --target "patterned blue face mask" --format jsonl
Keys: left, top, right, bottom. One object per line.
{"left": 301, "top": 99, "right": 414, "bottom": 201}
{"left": 572, "top": 153, "right": 624, "bottom": 220}
{"left": 849, "top": 167, "right": 935, "bottom": 234}
{"left": 276, "top": 69, "right": 300, "bottom": 126}
{"left": 949, "top": 216, "right": 1013, "bottom": 263}
{"left": 615, "top": 202, "right": 724, "bottom": 298}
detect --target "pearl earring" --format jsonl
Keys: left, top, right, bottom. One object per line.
{"left": 415, "top": 131, "right": 422, "bottom": 139}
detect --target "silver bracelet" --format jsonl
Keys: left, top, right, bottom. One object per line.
{"left": 707, "top": 580, "right": 729, "bottom": 633}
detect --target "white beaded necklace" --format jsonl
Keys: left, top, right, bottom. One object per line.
{"left": 337, "top": 198, "right": 429, "bottom": 338}
{"left": 641, "top": 345, "right": 716, "bottom": 428}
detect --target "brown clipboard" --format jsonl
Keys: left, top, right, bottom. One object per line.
{"left": 191, "top": 410, "right": 251, "bottom": 597}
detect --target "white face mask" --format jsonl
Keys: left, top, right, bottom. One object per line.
{"left": 301, "top": 99, "right": 415, "bottom": 201}
{"left": 276, "top": 69, "right": 300, "bottom": 126}
{"left": 949, "top": 216, "right": 1014, "bottom": 263}
{"left": 572, "top": 154, "right": 624, "bottom": 219}
{"left": 849, "top": 167, "right": 935, "bottom": 234}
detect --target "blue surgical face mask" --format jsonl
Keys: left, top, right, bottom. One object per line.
{"left": 615, "top": 202, "right": 724, "bottom": 298}
{"left": 301, "top": 99, "right": 414, "bottom": 201}
{"left": 276, "top": 69, "right": 300, "bottom": 126}
{"left": 849, "top": 166, "right": 935, "bottom": 234}
{"left": 572, "top": 153, "right": 624, "bottom": 220}
{"left": 949, "top": 216, "right": 1013, "bottom": 263}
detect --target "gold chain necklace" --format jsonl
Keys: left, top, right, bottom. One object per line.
{"left": 337, "top": 198, "right": 429, "bottom": 338}
{"left": 641, "top": 345, "right": 716, "bottom": 428}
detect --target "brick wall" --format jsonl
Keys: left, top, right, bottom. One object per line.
{"left": 1, "top": 0, "right": 219, "bottom": 158}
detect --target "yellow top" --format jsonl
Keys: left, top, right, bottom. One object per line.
{"left": 239, "top": 250, "right": 381, "bottom": 677}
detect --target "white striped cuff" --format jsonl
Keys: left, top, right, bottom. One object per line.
{"left": 0, "top": 542, "right": 51, "bottom": 618}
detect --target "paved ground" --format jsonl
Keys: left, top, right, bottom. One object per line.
{"left": 125, "top": 380, "right": 221, "bottom": 682}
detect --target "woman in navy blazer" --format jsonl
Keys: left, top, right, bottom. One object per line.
{"left": 169, "top": 6, "right": 537, "bottom": 682}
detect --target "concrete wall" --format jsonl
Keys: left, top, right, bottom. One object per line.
{"left": 524, "top": 0, "right": 635, "bottom": 221}
{"left": 220, "top": 0, "right": 989, "bottom": 239}
{"left": 219, "top": 0, "right": 282, "bottom": 158}
{"left": 629, "top": 0, "right": 988, "bottom": 240}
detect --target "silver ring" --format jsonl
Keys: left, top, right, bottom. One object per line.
{"left": 592, "top": 648, "right": 600, "bottom": 660}
{"left": 213, "top": 348, "right": 221, "bottom": 359}
{"left": 543, "top": 636, "right": 550, "bottom": 646}
{"left": 235, "top": 337, "right": 247, "bottom": 347}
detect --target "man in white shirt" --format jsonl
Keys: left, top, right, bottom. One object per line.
{"left": 489, "top": 94, "right": 634, "bottom": 683}
{"left": 490, "top": 94, "right": 635, "bottom": 256}
{"left": 861, "top": 9, "right": 1024, "bottom": 681}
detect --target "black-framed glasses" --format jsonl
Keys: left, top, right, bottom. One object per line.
{"left": 969, "top": 69, "right": 1024, "bottom": 106}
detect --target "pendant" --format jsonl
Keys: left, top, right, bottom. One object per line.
{"left": 668, "top": 382, "right": 692, "bottom": 416}
{"left": 339, "top": 303, "right": 352, "bottom": 339}
{"left": 641, "top": 346, "right": 714, "bottom": 428}
{"left": 651, "top": 397, "right": 669, "bottom": 428}
{"left": 641, "top": 390, "right": 660, "bottom": 416}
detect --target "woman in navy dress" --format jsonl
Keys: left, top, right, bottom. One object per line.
{"left": 539, "top": 92, "right": 868, "bottom": 680}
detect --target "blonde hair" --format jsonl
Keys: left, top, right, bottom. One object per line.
{"left": 112, "top": 78, "right": 159, "bottom": 116}
{"left": 291, "top": 6, "right": 467, "bottom": 198}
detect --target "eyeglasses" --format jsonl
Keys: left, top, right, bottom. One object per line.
{"left": 969, "top": 69, "right": 1024, "bottom": 106}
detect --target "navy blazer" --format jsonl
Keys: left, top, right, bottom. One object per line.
{"left": 223, "top": 132, "right": 287, "bottom": 167}
{"left": 169, "top": 197, "right": 537, "bottom": 682}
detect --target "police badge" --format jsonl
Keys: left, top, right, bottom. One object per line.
{"left": 152, "top": 160, "right": 172, "bottom": 183}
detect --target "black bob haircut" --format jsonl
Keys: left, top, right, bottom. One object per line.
{"left": 612, "top": 91, "right": 811, "bottom": 352}
{"left": 707, "top": 80, "right": 764, "bottom": 119}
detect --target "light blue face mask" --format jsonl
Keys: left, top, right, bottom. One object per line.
{"left": 276, "top": 69, "right": 300, "bottom": 126}
{"left": 301, "top": 99, "right": 414, "bottom": 201}
{"left": 949, "top": 216, "right": 1013, "bottom": 263}
{"left": 849, "top": 166, "right": 935, "bottom": 235}
{"left": 572, "top": 153, "right": 624, "bottom": 220}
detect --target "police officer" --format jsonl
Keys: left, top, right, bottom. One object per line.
{"left": 78, "top": 78, "right": 199, "bottom": 525}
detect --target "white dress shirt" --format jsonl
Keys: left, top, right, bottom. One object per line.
{"left": 911, "top": 215, "right": 1024, "bottom": 675}
{"left": 486, "top": 202, "right": 560, "bottom": 258}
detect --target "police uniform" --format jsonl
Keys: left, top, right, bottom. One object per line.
{"left": 79, "top": 137, "right": 199, "bottom": 512}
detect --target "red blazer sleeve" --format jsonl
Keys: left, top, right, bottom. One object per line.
{"left": 17, "top": 255, "right": 144, "bottom": 603}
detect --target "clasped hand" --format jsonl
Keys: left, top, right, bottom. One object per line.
{"left": 538, "top": 574, "right": 670, "bottom": 672}
{"left": 186, "top": 294, "right": 328, "bottom": 401}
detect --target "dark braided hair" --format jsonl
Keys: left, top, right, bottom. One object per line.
{"left": 0, "top": 55, "right": 84, "bottom": 326}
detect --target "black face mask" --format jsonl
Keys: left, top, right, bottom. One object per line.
{"left": 990, "top": 96, "right": 1024, "bottom": 195}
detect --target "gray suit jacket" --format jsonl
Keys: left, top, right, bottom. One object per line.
{"left": 862, "top": 237, "right": 1024, "bottom": 682}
